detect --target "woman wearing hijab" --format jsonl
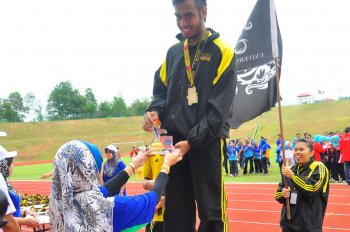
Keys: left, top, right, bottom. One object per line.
{"left": 313, "top": 135, "right": 326, "bottom": 162}
{"left": 102, "top": 144, "right": 127, "bottom": 195}
{"left": 0, "top": 156, "right": 39, "bottom": 228}
{"left": 49, "top": 140, "right": 182, "bottom": 232}
{"left": 330, "top": 135, "right": 345, "bottom": 182}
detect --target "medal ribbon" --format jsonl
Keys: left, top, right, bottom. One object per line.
{"left": 183, "top": 29, "right": 209, "bottom": 87}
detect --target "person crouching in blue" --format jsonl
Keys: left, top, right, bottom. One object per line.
{"left": 49, "top": 140, "right": 183, "bottom": 232}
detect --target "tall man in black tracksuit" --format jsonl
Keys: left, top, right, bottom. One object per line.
{"left": 275, "top": 139, "right": 330, "bottom": 232}
{"left": 142, "top": 0, "right": 236, "bottom": 231}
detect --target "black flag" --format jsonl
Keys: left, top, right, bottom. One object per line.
{"left": 229, "top": 0, "right": 283, "bottom": 129}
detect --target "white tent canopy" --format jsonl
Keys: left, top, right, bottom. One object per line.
{"left": 0, "top": 131, "right": 7, "bottom": 137}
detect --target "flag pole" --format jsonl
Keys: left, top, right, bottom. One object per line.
{"left": 274, "top": 57, "right": 291, "bottom": 220}
{"left": 252, "top": 123, "right": 260, "bottom": 141}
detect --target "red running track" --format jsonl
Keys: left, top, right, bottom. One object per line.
{"left": 10, "top": 181, "right": 350, "bottom": 231}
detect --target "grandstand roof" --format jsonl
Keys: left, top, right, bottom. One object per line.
{"left": 296, "top": 93, "right": 312, "bottom": 98}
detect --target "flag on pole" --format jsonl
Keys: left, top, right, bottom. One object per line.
{"left": 229, "top": 0, "right": 283, "bottom": 129}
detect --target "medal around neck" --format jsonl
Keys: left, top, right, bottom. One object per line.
{"left": 187, "top": 86, "right": 198, "bottom": 106}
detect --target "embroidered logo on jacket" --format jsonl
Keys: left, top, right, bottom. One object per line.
{"left": 200, "top": 53, "right": 211, "bottom": 61}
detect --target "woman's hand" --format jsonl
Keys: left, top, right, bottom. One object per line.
{"left": 281, "top": 166, "right": 294, "bottom": 178}
{"left": 156, "top": 196, "right": 165, "bottom": 210}
{"left": 163, "top": 149, "right": 183, "bottom": 167}
{"left": 24, "top": 216, "right": 40, "bottom": 227}
{"left": 132, "top": 149, "right": 152, "bottom": 169}
{"left": 142, "top": 180, "right": 155, "bottom": 191}
{"left": 282, "top": 187, "right": 291, "bottom": 198}
{"left": 25, "top": 210, "right": 37, "bottom": 217}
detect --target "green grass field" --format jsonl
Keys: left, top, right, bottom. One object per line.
{"left": 2, "top": 99, "right": 350, "bottom": 183}
{"left": 1, "top": 100, "right": 349, "bottom": 162}
{"left": 11, "top": 151, "right": 282, "bottom": 183}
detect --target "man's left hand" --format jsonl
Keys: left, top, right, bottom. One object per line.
{"left": 174, "top": 141, "right": 191, "bottom": 156}
{"left": 156, "top": 196, "right": 165, "bottom": 210}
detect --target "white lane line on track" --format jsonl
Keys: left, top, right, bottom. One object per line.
{"left": 10, "top": 180, "right": 52, "bottom": 182}
{"left": 230, "top": 220, "right": 350, "bottom": 231}
{"left": 230, "top": 199, "right": 349, "bottom": 206}
{"left": 229, "top": 220, "right": 278, "bottom": 226}
{"left": 225, "top": 186, "right": 349, "bottom": 190}
{"left": 226, "top": 192, "right": 350, "bottom": 197}
{"left": 228, "top": 208, "right": 279, "bottom": 213}
{"left": 322, "top": 227, "right": 350, "bottom": 231}
{"left": 227, "top": 208, "right": 350, "bottom": 217}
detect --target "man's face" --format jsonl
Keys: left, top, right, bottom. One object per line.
{"left": 174, "top": 0, "right": 206, "bottom": 42}
{"left": 293, "top": 142, "right": 313, "bottom": 166}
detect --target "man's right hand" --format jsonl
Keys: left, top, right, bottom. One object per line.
{"left": 142, "top": 111, "right": 159, "bottom": 132}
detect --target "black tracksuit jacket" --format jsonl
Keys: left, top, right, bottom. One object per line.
{"left": 147, "top": 28, "right": 237, "bottom": 148}
{"left": 275, "top": 160, "right": 330, "bottom": 232}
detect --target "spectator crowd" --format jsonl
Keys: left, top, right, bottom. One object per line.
{"left": 224, "top": 128, "right": 350, "bottom": 187}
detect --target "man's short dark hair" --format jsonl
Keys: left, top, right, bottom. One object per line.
{"left": 345, "top": 127, "right": 350, "bottom": 133}
{"left": 172, "top": 0, "right": 207, "bottom": 9}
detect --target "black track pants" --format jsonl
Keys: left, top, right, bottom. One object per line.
{"left": 164, "top": 138, "right": 228, "bottom": 232}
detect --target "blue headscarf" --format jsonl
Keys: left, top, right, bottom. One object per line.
{"left": 313, "top": 135, "right": 322, "bottom": 143}
{"left": 331, "top": 135, "right": 340, "bottom": 147}
{"left": 292, "top": 137, "right": 299, "bottom": 149}
{"left": 320, "top": 136, "right": 328, "bottom": 144}
{"left": 80, "top": 140, "right": 102, "bottom": 172}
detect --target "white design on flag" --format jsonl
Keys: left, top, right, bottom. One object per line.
{"left": 237, "top": 61, "right": 276, "bottom": 95}
{"left": 244, "top": 22, "right": 253, "bottom": 30}
{"left": 229, "top": 0, "right": 282, "bottom": 129}
{"left": 235, "top": 39, "right": 249, "bottom": 55}
{"left": 235, "top": 22, "right": 252, "bottom": 55}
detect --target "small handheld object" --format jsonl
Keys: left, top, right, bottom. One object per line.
{"left": 150, "top": 135, "right": 174, "bottom": 155}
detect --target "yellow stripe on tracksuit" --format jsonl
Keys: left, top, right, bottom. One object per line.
{"left": 160, "top": 60, "right": 167, "bottom": 86}
{"left": 291, "top": 162, "right": 328, "bottom": 193}
{"left": 212, "top": 38, "right": 234, "bottom": 85}
{"left": 160, "top": 37, "right": 234, "bottom": 87}
{"left": 274, "top": 192, "right": 283, "bottom": 199}
{"left": 220, "top": 139, "right": 229, "bottom": 232}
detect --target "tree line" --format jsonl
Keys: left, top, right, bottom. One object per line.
{"left": 0, "top": 81, "right": 151, "bottom": 122}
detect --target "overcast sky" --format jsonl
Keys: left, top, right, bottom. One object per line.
{"left": 1, "top": 0, "right": 349, "bottom": 108}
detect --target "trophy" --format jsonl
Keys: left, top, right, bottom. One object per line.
{"left": 149, "top": 116, "right": 173, "bottom": 155}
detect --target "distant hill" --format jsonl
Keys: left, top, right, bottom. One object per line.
{"left": 1, "top": 100, "right": 349, "bottom": 161}
{"left": 231, "top": 99, "right": 350, "bottom": 141}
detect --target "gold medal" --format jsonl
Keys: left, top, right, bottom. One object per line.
{"left": 187, "top": 86, "right": 198, "bottom": 106}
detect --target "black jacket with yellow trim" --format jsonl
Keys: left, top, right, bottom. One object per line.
{"left": 147, "top": 28, "right": 237, "bottom": 148}
{"left": 275, "top": 160, "right": 330, "bottom": 232}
